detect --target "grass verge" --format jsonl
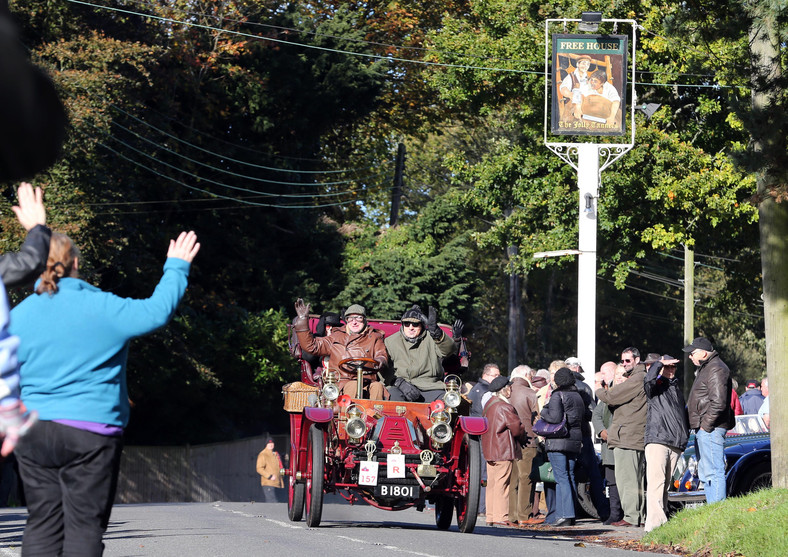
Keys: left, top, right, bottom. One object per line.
{"left": 642, "top": 488, "right": 788, "bottom": 556}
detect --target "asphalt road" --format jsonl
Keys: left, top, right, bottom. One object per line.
{"left": 0, "top": 499, "right": 662, "bottom": 557}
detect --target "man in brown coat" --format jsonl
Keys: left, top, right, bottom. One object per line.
{"left": 482, "top": 376, "right": 524, "bottom": 527}
{"left": 256, "top": 439, "right": 283, "bottom": 502}
{"left": 294, "top": 299, "right": 388, "bottom": 399}
{"left": 507, "top": 365, "right": 539, "bottom": 524}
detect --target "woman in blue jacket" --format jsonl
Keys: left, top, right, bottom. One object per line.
{"left": 10, "top": 230, "right": 199, "bottom": 557}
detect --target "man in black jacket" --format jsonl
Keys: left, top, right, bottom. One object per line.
{"left": 683, "top": 337, "right": 735, "bottom": 504}
{"left": 643, "top": 353, "right": 689, "bottom": 532}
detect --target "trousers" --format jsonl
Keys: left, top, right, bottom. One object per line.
{"left": 16, "top": 421, "right": 124, "bottom": 557}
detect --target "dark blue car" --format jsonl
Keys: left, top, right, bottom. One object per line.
{"left": 669, "top": 415, "right": 771, "bottom": 508}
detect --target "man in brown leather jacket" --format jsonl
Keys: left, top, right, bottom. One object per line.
{"left": 481, "top": 376, "right": 524, "bottom": 527}
{"left": 683, "top": 337, "right": 734, "bottom": 503}
{"left": 507, "top": 365, "right": 539, "bottom": 524}
{"left": 293, "top": 299, "right": 388, "bottom": 399}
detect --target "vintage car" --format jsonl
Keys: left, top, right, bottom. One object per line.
{"left": 282, "top": 317, "right": 487, "bottom": 532}
{"left": 668, "top": 414, "right": 771, "bottom": 508}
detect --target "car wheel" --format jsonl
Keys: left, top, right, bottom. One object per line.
{"left": 736, "top": 461, "right": 771, "bottom": 496}
{"left": 287, "top": 475, "right": 305, "bottom": 522}
{"left": 435, "top": 496, "right": 454, "bottom": 530}
{"left": 455, "top": 434, "right": 481, "bottom": 534}
{"left": 305, "top": 424, "right": 325, "bottom": 527}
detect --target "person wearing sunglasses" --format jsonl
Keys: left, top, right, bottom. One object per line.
{"left": 293, "top": 300, "right": 388, "bottom": 400}
{"left": 385, "top": 304, "right": 456, "bottom": 403}
{"left": 595, "top": 347, "right": 648, "bottom": 527}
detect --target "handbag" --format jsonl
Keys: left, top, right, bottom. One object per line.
{"left": 532, "top": 393, "right": 569, "bottom": 438}
{"left": 529, "top": 450, "right": 555, "bottom": 483}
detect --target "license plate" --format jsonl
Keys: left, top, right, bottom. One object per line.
{"left": 374, "top": 484, "right": 420, "bottom": 499}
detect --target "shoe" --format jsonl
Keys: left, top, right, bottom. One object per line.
{"left": 492, "top": 521, "right": 518, "bottom": 528}
{"left": 553, "top": 517, "right": 576, "bottom": 527}
{"left": 523, "top": 516, "right": 545, "bottom": 525}
{"left": 603, "top": 517, "right": 622, "bottom": 525}
{"left": 611, "top": 520, "right": 634, "bottom": 527}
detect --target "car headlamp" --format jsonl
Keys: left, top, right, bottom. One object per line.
{"left": 345, "top": 404, "right": 367, "bottom": 441}
{"left": 429, "top": 410, "right": 453, "bottom": 444}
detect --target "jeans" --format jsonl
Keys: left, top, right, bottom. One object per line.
{"left": 695, "top": 427, "right": 727, "bottom": 503}
{"left": 547, "top": 451, "right": 577, "bottom": 521}
{"left": 15, "top": 421, "right": 124, "bottom": 557}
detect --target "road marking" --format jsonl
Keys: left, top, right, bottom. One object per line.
{"left": 210, "top": 504, "right": 442, "bottom": 555}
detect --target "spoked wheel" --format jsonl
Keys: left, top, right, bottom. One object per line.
{"left": 435, "top": 495, "right": 454, "bottom": 530}
{"left": 305, "top": 424, "right": 325, "bottom": 527}
{"left": 455, "top": 434, "right": 481, "bottom": 533}
{"left": 287, "top": 475, "right": 305, "bottom": 521}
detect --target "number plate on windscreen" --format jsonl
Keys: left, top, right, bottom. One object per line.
{"left": 374, "top": 484, "right": 420, "bottom": 499}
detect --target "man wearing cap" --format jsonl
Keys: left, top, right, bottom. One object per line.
{"left": 256, "top": 439, "right": 283, "bottom": 503}
{"left": 643, "top": 354, "right": 689, "bottom": 532}
{"left": 293, "top": 299, "right": 388, "bottom": 400}
{"left": 739, "top": 380, "right": 766, "bottom": 415}
{"left": 385, "top": 304, "right": 456, "bottom": 403}
{"left": 595, "top": 347, "right": 647, "bottom": 527}
{"left": 481, "top": 376, "right": 524, "bottom": 527}
{"left": 683, "top": 337, "right": 735, "bottom": 504}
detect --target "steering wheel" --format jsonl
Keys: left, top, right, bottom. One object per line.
{"left": 337, "top": 357, "right": 378, "bottom": 375}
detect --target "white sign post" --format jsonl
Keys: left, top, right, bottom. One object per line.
{"left": 543, "top": 16, "right": 638, "bottom": 391}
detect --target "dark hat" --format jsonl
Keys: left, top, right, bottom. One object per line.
{"left": 266, "top": 439, "right": 274, "bottom": 445}
{"left": 344, "top": 304, "right": 366, "bottom": 319}
{"left": 643, "top": 353, "right": 662, "bottom": 364}
{"left": 682, "top": 337, "right": 713, "bottom": 353}
{"left": 322, "top": 312, "right": 342, "bottom": 327}
{"left": 488, "top": 375, "right": 510, "bottom": 393}
{"left": 554, "top": 367, "right": 575, "bottom": 388}
{"left": 747, "top": 380, "right": 760, "bottom": 389}
{"left": 401, "top": 304, "right": 427, "bottom": 326}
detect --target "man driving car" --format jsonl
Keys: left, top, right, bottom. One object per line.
{"left": 293, "top": 299, "right": 388, "bottom": 400}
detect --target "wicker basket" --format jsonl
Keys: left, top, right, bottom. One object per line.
{"left": 282, "top": 381, "right": 319, "bottom": 412}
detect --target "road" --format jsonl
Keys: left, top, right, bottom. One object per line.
{"left": 0, "top": 499, "right": 664, "bottom": 557}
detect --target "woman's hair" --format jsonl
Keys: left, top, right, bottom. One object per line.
{"left": 36, "top": 232, "right": 79, "bottom": 295}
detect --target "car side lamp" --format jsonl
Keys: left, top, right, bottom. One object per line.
{"left": 429, "top": 409, "right": 453, "bottom": 446}
{"left": 322, "top": 368, "right": 340, "bottom": 402}
{"left": 443, "top": 374, "right": 462, "bottom": 410}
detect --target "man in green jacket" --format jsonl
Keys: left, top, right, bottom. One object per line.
{"left": 595, "top": 347, "right": 648, "bottom": 527}
{"left": 385, "top": 305, "right": 456, "bottom": 403}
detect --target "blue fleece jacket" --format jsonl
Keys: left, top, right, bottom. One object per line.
{"left": 9, "top": 257, "right": 190, "bottom": 427}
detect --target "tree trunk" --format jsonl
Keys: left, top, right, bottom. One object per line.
{"left": 751, "top": 20, "right": 787, "bottom": 489}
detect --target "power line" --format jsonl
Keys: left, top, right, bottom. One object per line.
{"left": 65, "top": 0, "right": 539, "bottom": 75}
{"left": 108, "top": 119, "right": 387, "bottom": 188}
{"left": 109, "top": 104, "right": 380, "bottom": 175}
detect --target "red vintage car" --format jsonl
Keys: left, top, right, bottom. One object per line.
{"left": 282, "top": 317, "right": 487, "bottom": 532}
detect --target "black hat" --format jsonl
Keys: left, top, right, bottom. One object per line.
{"left": 643, "top": 353, "right": 662, "bottom": 364}
{"left": 401, "top": 304, "right": 427, "bottom": 326}
{"left": 323, "top": 312, "right": 342, "bottom": 327}
{"left": 682, "top": 337, "right": 713, "bottom": 353}
{"left": 554, "top": 367, "right": 575, "bottom": 388}
{"left": 488, "top": 375, "right": 510, "bottom": 393}
{"left": 746, "top": 380, "right": 759, "bottom": 389}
